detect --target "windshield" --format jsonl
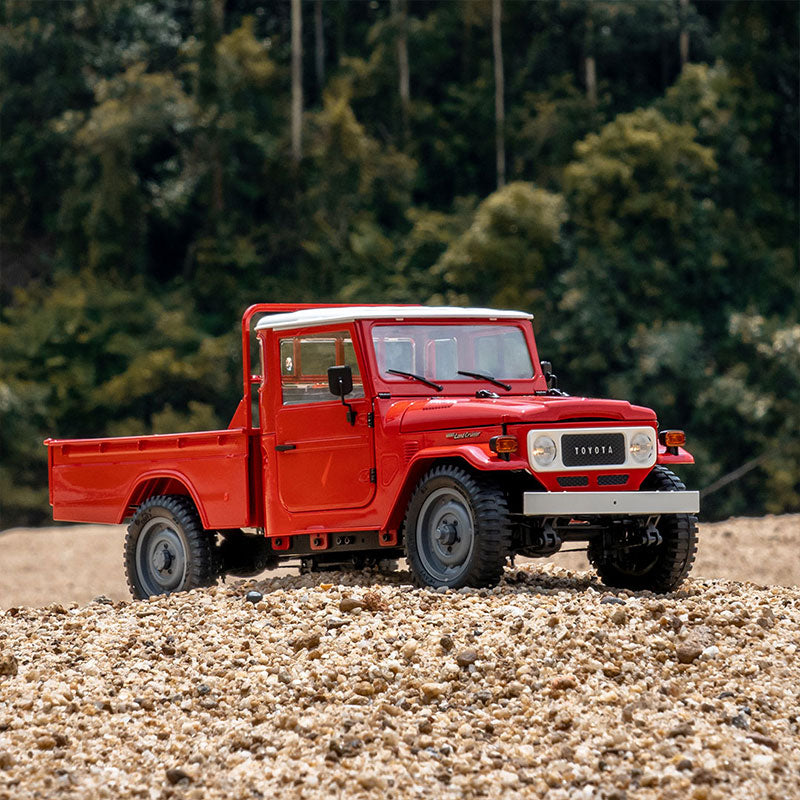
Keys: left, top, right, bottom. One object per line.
{"left": 372, "top": 324, "right": 534, "bottom": 385}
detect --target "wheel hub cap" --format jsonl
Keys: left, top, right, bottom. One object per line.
{"left": 435, "top": 520, "right": 459, "bottom": 546}
{"left": 154, "top": 545, "right": 174, "bottom": 573}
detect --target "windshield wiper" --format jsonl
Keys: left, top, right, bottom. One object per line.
{"left": 457, "top": 370, "right": 511, "bottom": 391}
{"left": 387, "top": 369, "right": 443, "bottom": 392}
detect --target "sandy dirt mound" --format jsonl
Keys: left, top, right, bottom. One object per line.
{"left": 1, "top": 566, "right": 798, "bottom": 799}
{"left": 1, "top": 515, "right": 797, "bottom": 608}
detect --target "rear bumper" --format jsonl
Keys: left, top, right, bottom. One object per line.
{"left": 522, "top": 490, "right": 700, "bottom": 517}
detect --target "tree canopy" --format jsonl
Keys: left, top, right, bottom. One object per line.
{"left": 1, "top": 0, "right": 797, "bottom": 526}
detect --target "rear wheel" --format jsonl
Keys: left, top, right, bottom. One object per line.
{"left": 125, "top": 495, "right": 219, "bottom": 599}
{"left": 588, "top": 466, "right": 698, "bottom": 593}
{"left": 403, "top": 465, "right": 511, "bottom": 589}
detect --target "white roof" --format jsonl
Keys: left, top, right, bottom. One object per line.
{"left": 254, "top": 305, "right": 533, "bottom": 332}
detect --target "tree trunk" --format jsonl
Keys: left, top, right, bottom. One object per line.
{"left": 314, "top": 0, "right": 325, "bottom": 94}
{"left": 492, "top": 0, "right": 505, "bottom": 189}
{"left": 391, "top": 0, "right": 410, "bottom": 139}
{"left": 291, "top": 0, "right": 303, "bottom": 162}
{"left": 585, "top": 15, "right": 597, "bottom": 106}
{"left": 679, "top": 0, "right": 690, "bottom": 67}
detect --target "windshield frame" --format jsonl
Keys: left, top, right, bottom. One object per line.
{"left": 366, "top": 319, "right": 546, "bottom": 396}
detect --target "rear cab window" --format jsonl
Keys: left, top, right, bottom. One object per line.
{"left": 279, "top": 330, "right": 365, "bottom": 405}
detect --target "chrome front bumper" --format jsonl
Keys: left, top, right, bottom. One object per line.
{"left": 522, "top": 491, "right": 700, "bottom": 517}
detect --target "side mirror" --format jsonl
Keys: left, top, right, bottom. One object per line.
{"left": 328, "top": 365, "right": 353, "bottom": 397}
{"left": 540, "top": 360, "right": 559, "bottom": 392}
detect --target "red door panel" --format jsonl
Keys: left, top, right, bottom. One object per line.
{"left": 274, "top": 401, "right": 374, "bottom": 512}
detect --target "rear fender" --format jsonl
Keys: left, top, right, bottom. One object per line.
{"left": 121, "top": 472, "right": 207, "bottom": 527}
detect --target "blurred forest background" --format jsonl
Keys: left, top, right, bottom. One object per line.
{"left": 1, "top": 0, "right": 798, "bottom": 527}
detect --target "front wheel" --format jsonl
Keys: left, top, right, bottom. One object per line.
{"left": 588, "top": 466, "right": 698, "bottom": 593}
{"left": 124, "top": 495, "right": 219, "bottom": 599}
{"left": 403, "top": 465, "right": 511, "bottom": 589}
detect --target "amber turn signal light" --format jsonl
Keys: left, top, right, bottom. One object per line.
{"left": 659, "top": 430, "right": 686, "bottom": 448}
{"left": 489, "top": 435, "right": 519, "bottom": 454}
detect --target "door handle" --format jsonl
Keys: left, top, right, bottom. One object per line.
{"left": 275, "top": 443, "right": 297, "bottom": 452}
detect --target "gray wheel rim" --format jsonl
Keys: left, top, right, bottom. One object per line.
{"left": 135, "top": 516, "right": 188, "bottom": 595}
{"left": 416, "top": 487, "right": 475, "bottom": 582}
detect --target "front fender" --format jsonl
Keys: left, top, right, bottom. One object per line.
{"left": 407, "top": 444, "right": 527, "bottom": 472}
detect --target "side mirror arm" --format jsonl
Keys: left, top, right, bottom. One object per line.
{"left": 338, "top": 378, "right": 357, "bottom": 426}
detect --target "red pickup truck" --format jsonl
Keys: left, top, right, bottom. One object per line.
{"left": 46, "top": 303, "right": 699, "bottom": 598}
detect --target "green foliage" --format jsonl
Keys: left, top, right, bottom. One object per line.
{"left": 433, "top": 182, "right": 565, "bottom": 309}
{"left": 0, "top": 271, "right": 237, "bottom": 526}
{"left": 1, "top": 1, "right": 797, "bottom": 525}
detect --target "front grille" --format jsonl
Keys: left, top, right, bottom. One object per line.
{"left": 562, "top": 433, "right": 625, "bottom": 467}
{"left": 598, "top": 474, "right": 629, "bottom": 486}
{"left": 558, "top": 475, "right": 589, "bottom": 487}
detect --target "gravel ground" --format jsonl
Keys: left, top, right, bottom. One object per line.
{"left": 2, "top": 560, "right": 800, "bottom": 799}
{"left": 1, "top": 515, "right": 798, "bottom": 609}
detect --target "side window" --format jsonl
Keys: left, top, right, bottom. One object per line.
{"left": 279, "top": 330, "right": 365, "bottom": 405}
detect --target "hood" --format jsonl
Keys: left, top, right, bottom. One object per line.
{"left": 397, "top": 395, "right": 656, "bottom": 434}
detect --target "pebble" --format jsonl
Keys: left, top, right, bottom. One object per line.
{"left": 0, "top": 562, "right": 798, "bottom": 799}
{"left": 339, "top": 596, "right": 364, "bottom": 612}
{"left": 676, "top": 641, "right": 704, "bottom": 664}
{"left": 0, "top": 653, "right": 18, "bottom": 676}
{"left": 455, "top": 648, "right": 478, "bottom": 667}
{"left": 245, "top": 590, "right": 263, "bottom": 604}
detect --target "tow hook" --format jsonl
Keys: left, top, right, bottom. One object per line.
{"left": 643, "top": 522, "right": 662, "bottom": 547}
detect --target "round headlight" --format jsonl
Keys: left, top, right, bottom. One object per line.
{"left": 532, "top": 435, "right": 557, "bottom": 467}
{"left": 629, "top": 431, "right": 654, "bottom": 463}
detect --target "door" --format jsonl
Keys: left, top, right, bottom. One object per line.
{"left": 273, "top": 329, "right": 375, "bottom": 512}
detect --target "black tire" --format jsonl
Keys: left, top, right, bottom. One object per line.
{"left": 588, "top": 466, "right": 698, "bottom": 593}
{"left": 124, "top": 495, "right": 219, "bottom": 599}
{"left": 403, "top": 465, "right": 511, "bottom": 589}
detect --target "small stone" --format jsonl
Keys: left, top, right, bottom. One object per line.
{"left": 550, "top": 675, "right": 577, "bottom": 691}
{"left": 439, "top": 635, "right": 454, "bottom": 652}
{"left": 691, "top": 768, "right": 717, "bottom": 786}
{"left": 0, "top": 751, "right": 15, "bottom": 769}
{"left": 677, "top": 758, "right": 694, "bottom": 771}
{"left": 357, "top": 774, "right": 385, "bottom": 790}
{"left": 93, "top": 595, "right": 113, "bottom": 605}
{"left": 610, "top": 608, "right": 628, "bottom": 625}
{"left": 420, "top": 682, "right": 448, "bottom": 700}
{"left": 729, "top": 713, "right": 749, "bottom": 730}
{"left": 455, "top": 648, "right": 478, "bottom": 667}
{"left": 326, "top": 616, "right": 349, "bottom": 630}
{"left": 36, "top": 735, "right": 57, "bottom": 750}
{"left": 328, "top": 737, "right": 362, "bottom": 758}
{"left": 756, "top": 608, "right": 776, "bottom": 629}
{"left": 748, "top": 733, "right": 779, "bottom": 751}
{"left": 290, "top": 631, "right": 322, "bottom": 652}
{"left": 245, "top": 590, "right": 263, "bottom": 604}
{"left": 497, "top": 770, "right": 519, "bottom": 787}
{"left": 339, "top": 597, "right": 365, "bottom": 612}
{"left": 401, "top": 639, "right": 418, "bottom": 659}
{"left": 166, "top": 767, "right": 193, "bottom": 785}
{"left": 702, "top": 645, "right": 720, "bottom": 659}
{"left": 0, "top": 654, "right": 18, "bottom": 677}
{"left": 353, "top": 681, "right": 375, "bottom": 697}
{"left": 676, "top": 641, "right": 704, "bottom": 664}
{"left": 600, "top": 595, "right": 626, "bottom": 605}
{"left": 668, "top": 722, "right": 694, "bottom": 738}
